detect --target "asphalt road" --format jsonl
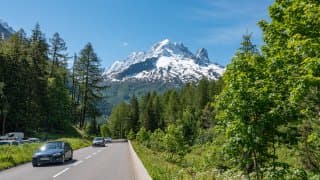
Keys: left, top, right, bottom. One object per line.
{"left": 0, "top": 142, "right": 134, "bottom": 180}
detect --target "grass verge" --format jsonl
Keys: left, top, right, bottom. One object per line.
{"left": 131, "top": 141, "right": 187, "bottom": 180}
{"left": 0, "top": 138, "right": 90, "bottom": 171}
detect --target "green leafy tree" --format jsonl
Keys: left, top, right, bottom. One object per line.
{"left": 108, "top": 102, "right": 132, "bottom": 138}
{"left": 162, "top": 124, "right": 187, "bottom": 157}
{"left": 259, "top": 0, "right": 320, "bottom": 172}
{"left": 100, "top": 123, "right": 111, "bottom": 137}
{"left": 215, "top": 33, "right": 270, "bottom": 178}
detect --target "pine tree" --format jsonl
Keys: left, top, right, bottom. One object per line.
{"left": 129, "top": 95, "right": 140, "bottom": 133}
{"left": 49, "top": 32, "right": 67, "bottom": 76}
{"left": 29, "top": 23, "right": 50, "bottom": 130}
{"left": 76, "top": 43, "right": 106, "bottom": 129}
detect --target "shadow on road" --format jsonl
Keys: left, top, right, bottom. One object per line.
{"left": 35, "top": 159, "right": 78, "bottom": 168}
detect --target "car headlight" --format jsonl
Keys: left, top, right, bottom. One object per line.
{"left": 53, "top": 152, "right": 61, "bottom": 156}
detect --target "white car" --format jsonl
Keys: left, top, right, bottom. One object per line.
{"left": 105, "top": 137, "right": 112, "bottom": 143}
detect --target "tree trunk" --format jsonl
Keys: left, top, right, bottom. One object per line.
{"left": 82, "top": 54, "right": 89, "bottom": 129}
{"left": 1, "top": 108, "right": 6, "bottom": 135}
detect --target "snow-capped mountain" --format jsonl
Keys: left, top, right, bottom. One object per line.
{"left": 0, "top": 19, "right": 15, "bottom": 40}
{"left": 104, "top": 39, "right": 224, "bottom": 84}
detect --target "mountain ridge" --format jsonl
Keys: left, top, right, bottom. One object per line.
{"left": 0, "top": 19, "right": 14, "bottom": 40}
{"left": 103, "top": 39, "right": 225, "bottom": 84}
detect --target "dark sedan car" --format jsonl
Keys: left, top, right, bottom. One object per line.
{"left": 32, "top": 141, "right": 73, "bottom": 167}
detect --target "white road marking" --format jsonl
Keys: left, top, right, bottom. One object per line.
{"left": 97, "top": 150, "right": 102, "bottom": 153}
{"left": 72, "top": 160, "right": 83, "bottom": 167}
{"left": 85, "top": 155, "right": 92, "bottom": 159}
{"left": 53, "top": 168, "right": 70, "bottom": 178}
{"left": 92, "top": 152, "right": 97, "bottom": 155}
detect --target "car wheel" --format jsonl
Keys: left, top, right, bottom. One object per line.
{"left": 32, "top": 162, "right": 38, "bottom": 167}
{"left": 69, "top": 153, "right": 73, "bottom": 161}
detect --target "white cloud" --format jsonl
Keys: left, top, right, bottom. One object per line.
{"left": 123, "top": 42, "right": 128, "bottom": 47}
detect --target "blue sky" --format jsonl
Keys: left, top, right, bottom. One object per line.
{"left": 1, "top": 0, "right": 273, "bottom": 68}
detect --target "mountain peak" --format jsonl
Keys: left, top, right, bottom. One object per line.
{"left": 195, "top": 48, "right": 209, "bottom": 66}
{"left": 0, "top": 19, "right": 15, "bottom": 40}
{"left": 104, "top": 39, "right": 225, "bottom": 83}
{"left": 150, "top": 39, "right": 194, "bottom": 59}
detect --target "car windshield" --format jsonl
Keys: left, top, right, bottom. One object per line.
{"left": 40, "top": 142, "right": 63, "bottom": 151}
{"left": 94, "top": 137, "right": 103, "bottom": 141}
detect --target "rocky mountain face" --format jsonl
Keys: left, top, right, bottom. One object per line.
{"left": 103, "top": 39, "right": 224, "bottom": 84}
{"left": 0, "top": 19, "right": 14, "bottom": 40}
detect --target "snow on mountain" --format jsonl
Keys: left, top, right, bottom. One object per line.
{"left": 0, "top": 19, "right": 15, "bottom": 40}
{"left": 104, "top": 39, "right": 225, "bottom": 83}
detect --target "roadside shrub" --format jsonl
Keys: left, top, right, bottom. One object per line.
{"left": 194, "top": 128, "right": 214, "bottom": 145}
{"left": 149, "top": 129, "right": 165, "bottom": 151}
{"left": 136, "top": 127, "right": 150, "bottom": 146}
{"left": 162, "top": 125, "right": 188, "bottom": 159}
{"left": 127, "top": 129, "right": 135, "bottom": 140}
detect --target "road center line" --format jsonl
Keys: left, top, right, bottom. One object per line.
{"left": 85, "top": 155, "right": 92, "bottom": 159}
{"left": 53, "top": 168, "right": 70, "bottom": 178}
{"left": 72, "top": 160, "right": 83, "bottom": 167}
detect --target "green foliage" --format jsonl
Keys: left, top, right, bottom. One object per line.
{"left": 107, "top": 78, "right": 223, "bottom": 144}
{"left": 73, "top": 43, "right": 107, "bottom": 129}
{"left": 136, "top": 127, "right": 150, "bottom": 145}
{"left": 56, "top": 138, "right": 91, "bottom": 150}
{"left": 0, "top": 143, "right": 40, "bottom": 170}
{"left": 131, "top": 141, "right": 183, "bottom": 180}
{"left": 215, "top": 33, "right": 272, "bottom": 178}
{"left": 85, "top": 118, "right": 99, "bottom": 135}
{"left": 258, "top": 0, "right": 320, "bottom": 173}
{"left": 180, "top": 108, "right": 198, "bottom": 145}
{"left": 100, "top": 123, "right": 111, "bottom": 137}
{"left": 162, "top": 124, "right": 187, "bottom": 159}
{"left": 127, "top": 129, "right": 135, "bottom": 140}
{"left": 108, "top": 102, "right": 132, "bottom": 138}
{"left": 0, "top": 24, "right": 75, "bottom": 135}
{"left": 148, "top": 128, "right": 164, "bottom": 151}
{"left": 124, "top": 1, "right": 320, "bottom": 179}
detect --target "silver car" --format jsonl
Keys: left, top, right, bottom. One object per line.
{"left": 92, "top": 137, "right": 105, "bottom": 147}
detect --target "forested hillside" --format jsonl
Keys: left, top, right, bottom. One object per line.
{"left": 104, "top": 0, "right": 320, "bottom": 179}
{"left": 0, "top": 24, "right": 106, "bottom": 137}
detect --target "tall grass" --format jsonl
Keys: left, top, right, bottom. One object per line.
{"left": 131, "top": 141, "right": 189, "bottom": 179}
{"left": 0, "top": 143, "right": 40, "bottom": 170}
